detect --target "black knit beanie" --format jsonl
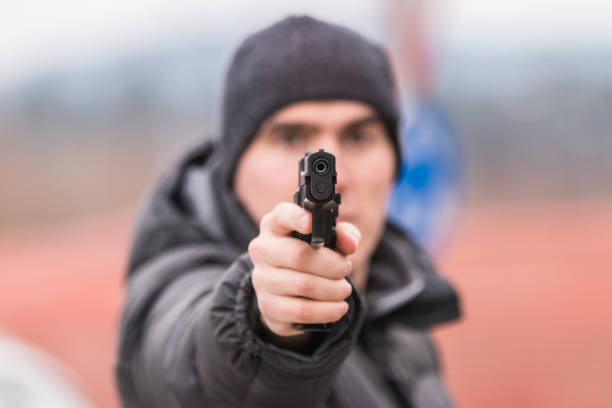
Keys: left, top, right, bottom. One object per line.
{"left": 220, "top": 15, "right": 401, "bottom": 188}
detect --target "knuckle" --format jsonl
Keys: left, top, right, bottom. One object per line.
{"left": 259, "top": 213, "right": 270, "bottom": 231}
{"left": 290, "top": 243, "right": 309, "bottom": 267}
{"left": 320, "top": 250, "right": 344, "bottom": 279}
{"left": 257, "top": 295, "right": 272, "bottom": 318}
{"left": 332, "top": 281, "right": 348, "bottom": 301}
{"left": 329, "top": 307, "right": 342, "bottom": 322}
{"left": 333, "top": 302, "right": 348, "bottom": 321}
{"left": 250, "top": 267, "right": 264, "bottom": 291}
{"left": 248, "top": 238, "right": 261, "bottom": 259}
{"left": 272, "top": 202, "right": 289, "bottom": 224}
{"left": 292, "top": 301, "right": 312, "bottom": 323}
{"left": 274, "top": 202, "right": 288, "bottom": 214}
{"left": 334, "top": 261, "right": 348, "bottom": 279}
{"left": 339, "top": 260, "right": 351, "bottom": 279}
{"left": 270, "top": 206, "right": 282, "bottom": 226}
{"left": 294, "top": 275, "right": 314, "bottom": 297}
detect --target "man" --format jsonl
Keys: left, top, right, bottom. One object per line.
{"left": 116, "top": 15, "right": 460, "bottom": 408}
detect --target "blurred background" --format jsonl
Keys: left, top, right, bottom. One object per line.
{"left": 1, "top": 0, "right": 611, "bottom": 407}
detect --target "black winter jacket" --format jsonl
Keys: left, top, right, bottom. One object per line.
{"left": 115, "top": 141, "right": 461, "bottom": 407}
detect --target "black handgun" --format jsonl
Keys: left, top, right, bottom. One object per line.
{"left": 292, "top": 148, "right": 342, "bottom": 332}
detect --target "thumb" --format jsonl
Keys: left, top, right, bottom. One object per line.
{"left": 335, "top": 222, "right": 361, "bottom": 256}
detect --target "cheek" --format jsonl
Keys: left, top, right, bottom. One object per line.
{"left": 347, "top": 147, "right": 395, "bottom": 263}
{"left": 356, "top": 150, "right": 395, "bottom": 215}
{"left": 234, "top": 148, "right": 298, "bottom": 224}
{"left": 358, "top": 174, "right": 392, "bottom": 249}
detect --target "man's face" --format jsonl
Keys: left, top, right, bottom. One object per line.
{"left": 234, "top": 100, "right": 396, "bottom": 285}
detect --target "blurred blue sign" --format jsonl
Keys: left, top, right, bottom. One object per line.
{"left": 388, "top": 98, "right": 463, "bottom": 255}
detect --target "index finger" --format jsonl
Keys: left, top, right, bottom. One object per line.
{"left": 260, "top": 202, "right": 312, "bottom": 236}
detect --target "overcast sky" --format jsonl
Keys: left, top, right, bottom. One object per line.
{"left": 1, "top": 0, "right": 611, "bottom": 86}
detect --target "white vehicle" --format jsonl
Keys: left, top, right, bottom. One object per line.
{"left": 0, "top": 331, "right": 96, "bottom": 408}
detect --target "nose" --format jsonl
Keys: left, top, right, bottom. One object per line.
{"left": 314, "top": 133, "right": 339, "bottom": 155}
{"left": 335, "top": 153, "right": 351, "bottom": 193}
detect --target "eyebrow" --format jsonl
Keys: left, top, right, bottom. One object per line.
{"left": 267, "top": 122, "right": 319, "bottom": 135}
{"left": 266, "top": 114, "right": 383, "bottom": 135}
{"left": 341, "top": 115, "right": 383, "bottom": 132}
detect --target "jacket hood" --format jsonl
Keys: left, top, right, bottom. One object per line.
{"left": 127, "top": 140, "right": 460, "bottom": 329}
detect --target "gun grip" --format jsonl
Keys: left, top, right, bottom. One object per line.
{"left": 311, "top": 208, "right": 326, "bottom": 245}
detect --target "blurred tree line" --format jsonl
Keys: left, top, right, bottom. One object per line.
{"left": 1, "top": 39, "right": 611, "bottom": 227}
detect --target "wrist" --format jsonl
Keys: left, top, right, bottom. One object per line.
{"left": 257, "top": 315, "right": 318, "bottom": 354}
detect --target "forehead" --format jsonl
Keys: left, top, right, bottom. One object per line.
{"left": 265, "top": 100, "right": 378, "bottom": 125}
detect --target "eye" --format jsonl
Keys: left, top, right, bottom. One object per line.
{"left": 343, "top": 128, "right": 372, "bottom": 145}
{"left": 277, "top": 131, "right": 307, "bottom": 146}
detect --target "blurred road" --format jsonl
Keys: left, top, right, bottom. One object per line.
{"left": 0, "top": 212, "right": 130, "bottom": 407}
{"left": 0, "top": 199, "right": 610, "bottom": 407}
{"left": 435, "top": 199, "right": 612, "bottom": 407}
